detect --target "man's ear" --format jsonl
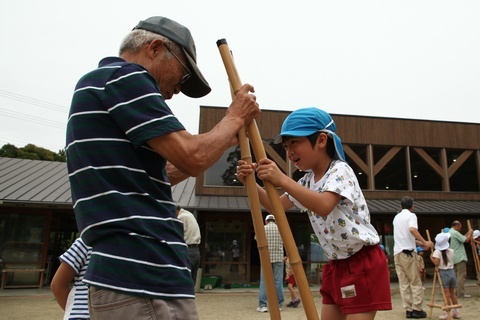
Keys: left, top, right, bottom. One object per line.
{"left": 147, "top": 39, "right": 165, "bottom": 58}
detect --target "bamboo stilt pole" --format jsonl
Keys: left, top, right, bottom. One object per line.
{"left": 428, "top": 260, "right": 437, "bottom": 319}
{"left": 217, "top": 39, "right": 319, "bottom": 320}
{"left": 233, "top": 86, "right": 280, "bottom": 319}
{"left": 467, "top": 220, "right": 480, "bottom": 277}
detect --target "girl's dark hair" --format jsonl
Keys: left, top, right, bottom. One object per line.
{"left": 441, "top": 250, "right": 449, "bottom": 266}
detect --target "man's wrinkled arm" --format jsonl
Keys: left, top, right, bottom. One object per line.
{"left": 166, "top": 161, "right": 190, "bottom": 186}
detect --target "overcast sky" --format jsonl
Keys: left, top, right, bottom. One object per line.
{"left": 1, "top": 1, "right": 479, "bottom": 152}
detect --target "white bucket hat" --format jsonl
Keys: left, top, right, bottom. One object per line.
{"left": 435, "top": 232, "right": 451, "bottom": 251}
{"left": 473, "top": 230, "right": 480, "bottom": 239}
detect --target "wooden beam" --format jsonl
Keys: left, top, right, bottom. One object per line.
{"left": 413, "top": 147, "right": 443, "bottom": 176}
{"left": 447, "top": 150, "right": 473, "bottom": 177}
{"left": 373, "top": 147, "right": 402, "bottom": 176}
{"left": 344, "top": 145, "right": 369, "bottom": 174}
{"left": 263, "top": 142, "right": 288, "bottom": 172}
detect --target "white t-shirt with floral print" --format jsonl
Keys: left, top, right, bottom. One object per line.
{"left": 287, "top": 160, "right": 380, "bottom": 260}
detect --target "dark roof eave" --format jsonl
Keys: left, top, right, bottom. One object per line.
{"left": 0, "top": 200, "right": 72, "bottom": 210}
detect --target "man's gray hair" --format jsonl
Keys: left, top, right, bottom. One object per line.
{"left": 119, "top": 29, "right": 182, "bottom": 56}
{"left": 400, "top": 196, "right": 414, "bottom": 210}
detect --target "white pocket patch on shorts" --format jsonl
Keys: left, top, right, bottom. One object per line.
{"left": 341, "top": 284, "right": 357, "bottom": 298}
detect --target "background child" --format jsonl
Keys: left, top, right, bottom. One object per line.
{"left": 474, "top": 230, "right": 480, "bottom": 252}
{"left": 431, "top": 232, "right": 461, "bottom": 319}
{"left": 416, "top": 246, "right": 426, "bottom": 287}
{"left": 284, "top": 256, "right": 301, "bottom": 308}
{"left": 51, "top": 237, "right": 92, "bottom": 320}
{"left": 229, "top": 240, "right": 240, "bottom": 273}
{"left": 379, "top": 244, "right": 390, "bottom": 263}
{"left": 473, "top": 229, "right": 480, "bottom": 285}
{"left": 236, "top": 107, "right": 392, "bottom": 319}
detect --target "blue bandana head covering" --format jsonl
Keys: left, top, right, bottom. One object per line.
{"left": 273, "top": 107, "right": 346, "bottom": 161}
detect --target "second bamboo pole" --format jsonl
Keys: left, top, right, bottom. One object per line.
{"left": 217, "top": 38, "right": 319, "bottom": 320}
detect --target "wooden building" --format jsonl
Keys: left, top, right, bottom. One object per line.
{"left": 1, "top": 106, "right": 479, "bottom": 288}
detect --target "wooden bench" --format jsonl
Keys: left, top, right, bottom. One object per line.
{"left": 1, "top": 268, "right": 45, "bottom": 289}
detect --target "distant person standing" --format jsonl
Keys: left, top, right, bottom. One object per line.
{"left": 256, "top": 214, "right": 284, "bottom": 313}
{"left": 229, "top": 240, "right": 240, "bottom": 273}
{"left": 473, "top": 230, "right": 480, "bottom": 286}
{"left": 176, "top": 205, "right": 201, "bottom": 285}
{"left": 448, "top": 220, "right": 473, "bottom": 298}
{"left": 393, "top": 196, "right": 433, "bottom": 319}
{"left": 284, "top": 256, "right": 301, "bottom": 308}
{"left": 416, "top": 246, "right": 426, "bottom": 287}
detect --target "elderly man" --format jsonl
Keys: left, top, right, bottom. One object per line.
{"left": 176, "top": 205, "right": 201, "bottom": 285}
{"left": 449, "top": 221, "right": 473, "bottom": 298}
{"left": 393, "top": 196, "right": 433, "bottom": 319}
{"left": 66, "top": 16, "right": 260, "bottom": 319}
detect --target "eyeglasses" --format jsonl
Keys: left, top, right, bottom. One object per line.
{"left": 165, "top": 45, "right": 191, "bottom": 85}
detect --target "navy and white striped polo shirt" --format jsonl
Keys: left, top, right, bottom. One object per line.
{"left": 66, "top": 57, "right": 193, "bottom": 299}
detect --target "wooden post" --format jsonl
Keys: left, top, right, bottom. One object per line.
{"left": 467, "top": 220, "right": 480, "bottom": 278}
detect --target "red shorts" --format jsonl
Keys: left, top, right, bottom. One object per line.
{"left": 320, "top": 245, "right": 392, "bottom": 314}
{"left": 286, "top": 274, "right": 296, "bottom": 286}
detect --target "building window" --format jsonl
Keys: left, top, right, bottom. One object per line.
{"left": 0, "top": 213, "right": 47, "bottom": 286}
{"left": 448, "top": 148, "right": 479, "bottom": 191}
{"left": 411, "top": 147, "right": 443, "bottom": 191}
{"left": 203, "top": 217, "right": 248, "bottom": 282}
{"left": 374, "top": 146, "right": 408, "bottom": 191}
{"left": 344, "top": 144, "right": 369, "bottom": 189}
{"left": 204, "top": 146, "right": 242, "bottom": 187}
{"left": 204, "top": 145, "right": 266, "bottom": 187}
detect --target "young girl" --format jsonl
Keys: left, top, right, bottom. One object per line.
{"left": 472, "top": 230, "right": 480, "bottom": 286}
{"left": 431, "top": 232, "right": 461, "bottom": 319}
{"left": 284, "top": 256, "right": 301, "bottom": 308}
{"left": 237, "top": 107, "right": 392, "bottom": 319}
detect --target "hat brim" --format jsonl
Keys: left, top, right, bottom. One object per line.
{"left": 273, "top": 130, "right": 317, "bottom": 144}
{"left": 274, "top": 130, "right": 346, "bottom": 161}
{"left": 181, "top": 48, "right": 211, "bottom": 98}
{"left": 435, "top": 243, "right": 449, "bottom": 251}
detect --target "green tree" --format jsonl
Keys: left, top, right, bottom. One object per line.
{"left": 221, "top": 145, "right": 243, "bottom": 186}
{"left": 0, "top": 143, "right": 66, "bottom": 162}
{"left": 0, "top": 143, "right": 19, "bottom": 158}
{"left": 54, "top": 149, "right": 66, "bottom": 162}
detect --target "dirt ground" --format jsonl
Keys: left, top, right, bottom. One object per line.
{"left": 0, "top": 283, "right": 478, "bottom": 319}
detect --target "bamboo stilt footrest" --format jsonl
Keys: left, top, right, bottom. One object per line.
{"left": 427, "top": 303, "right": 462, "bottom": 310}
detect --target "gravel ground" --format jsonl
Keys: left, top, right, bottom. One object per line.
{"left": 0, "top": 281, "right": 478, "bottom": 319}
